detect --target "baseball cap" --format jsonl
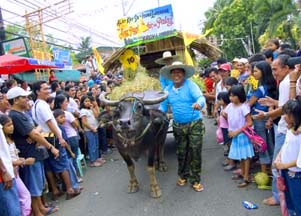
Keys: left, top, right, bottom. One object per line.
{"left": 7, "top": 87, "right": 31, "bottom": 100}
{"left": 218, "top": 63, "right": 231, "bottom": 71}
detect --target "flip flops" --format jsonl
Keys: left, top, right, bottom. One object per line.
{"left": 176, "top": 178, "right": 187, "bottom": 186}
{"left": 192, "top": 183, "right": 204, "bottom": 192}
{"left": 45, "top": 206, "right": 59, "bottom": 215}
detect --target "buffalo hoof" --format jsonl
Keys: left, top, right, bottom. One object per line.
{"left": 128, "top": 179, "right": 139, "bottom": 193}
{"left": 158, "top": 161, "right": 168, "bottom": 172}
{"left": 150, "top": 184, "right": 162, "bottom": 198}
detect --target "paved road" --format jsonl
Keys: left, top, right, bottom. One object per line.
{"left": 53, "top": 118, "right": 280, "bottom": 216}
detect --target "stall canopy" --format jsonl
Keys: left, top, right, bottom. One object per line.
{"left": 0, "top": 54, "right": 63, "bottom": 74}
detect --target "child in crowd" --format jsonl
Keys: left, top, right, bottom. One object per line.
{"left": 223, "top": 85, "right": 254, "bottom": 187}
{"left": 80, "top": 95, "right": 104, "bottom": 167}
{"left": 266, "top": 38, "right": 280, "bottom": 59}
{"left": 0, "top": 114, "right": 33, "bottom": 216}
{"left": 217, "top": 92, "right": 231, "bottom": 166}
{"left": 223, "top": 77, "right": 239, "bottom": 171}
{"left": 53, "top": 109, "right": 83, "bottom": 194}
{"left": 274, "top": 99, "right": 301, "bottom": 215}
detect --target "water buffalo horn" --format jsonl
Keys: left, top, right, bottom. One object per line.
{"left": 99, "top": 94, "right": 120, "bottom": 106}
{"left": 142, "top": 91, "right": 168, "bottom": 105}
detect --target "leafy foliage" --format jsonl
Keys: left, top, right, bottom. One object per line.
{"left": 75, "top": 36, "right": 93, "bottom": 63}
{"left": 202, "top": 0, "right": 301, "bottom": 59}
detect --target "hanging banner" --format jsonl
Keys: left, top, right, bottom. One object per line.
{"left": 1, "top": 37, "right": 29, "bottom": 57}
{"left": 52, "top": 48, "right": 72, "bottom": 69}
{"left": 117, "top": 4, "right": 176, "bottom": 47}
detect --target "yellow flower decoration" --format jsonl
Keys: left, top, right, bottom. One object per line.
{"left": 119, "top": 49, "right": 139, "bottom": 71}
{"left": 248, "top": 75, "right": 258, "bottom": 90}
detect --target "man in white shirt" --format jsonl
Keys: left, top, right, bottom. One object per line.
{"left": 254, "top": 54, "right": 301, "bottom": 206}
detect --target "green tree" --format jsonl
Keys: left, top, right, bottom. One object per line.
{"left": 212, "top": 0, "right": 259, "bottom": 59}
{"left": 202, "top": 0, "right": 301, "bottom": 58}
{"left": 76, "top": 36, "right": 92, "bottom": 63}
{"left": 203, "top": 0, "right": 234, "bottom": 31}
{"left": 254, "top": 0, "right": 298, "bottom": 48}
{"left": 4, "top": 24, "right": 26, "bottom": 40}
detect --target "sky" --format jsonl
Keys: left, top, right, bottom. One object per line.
{"left": 1, "top": 0, "right": 216, "bottom": 47}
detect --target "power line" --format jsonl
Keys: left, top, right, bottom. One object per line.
{"left": 2, "top": 18, "right": 79, "bottom": 47}
{"left": 22, "top": 0, "right": 121, "bottom": 45}
{"left": 10, "top": 0, "right": 121, "bottom": 46}
{"left": 2, "top": 7, "right": 115, "bottom": 47}
{"left": 4, "top": 30, "right": 81, "bottom": 51}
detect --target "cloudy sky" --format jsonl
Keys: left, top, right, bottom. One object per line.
{"left": 2, "top": 0, "right": 215, "bottom": 47}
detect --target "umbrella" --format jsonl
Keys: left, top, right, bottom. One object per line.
{"left": 0, "top": 54, "right": 63, "bottom": 75}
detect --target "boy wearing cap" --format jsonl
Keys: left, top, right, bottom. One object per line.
{"left": 159, "top": 61, "right": 206, "bottom": 192}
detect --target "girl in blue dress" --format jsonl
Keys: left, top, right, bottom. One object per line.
{"left": 223, "top": 85, "right": 254, "bottom": 187}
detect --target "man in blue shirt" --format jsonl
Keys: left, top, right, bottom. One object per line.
{"left": 159, "top": 61, "right": 206, "bottom": 192}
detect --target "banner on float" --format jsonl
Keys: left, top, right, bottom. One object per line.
{"left": 52, "top": 48, "right": 72, "bottom": 69}
{"left": 117, "top": 4, "right": 176, "bottom": 47}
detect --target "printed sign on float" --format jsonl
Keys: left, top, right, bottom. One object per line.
{"left": 117, "top": 4, "right": 176, "bottom": 47}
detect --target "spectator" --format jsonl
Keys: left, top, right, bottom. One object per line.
{"left": 48, "top": 70, "right": 58, "bottom": 84}
{"left": 0, "top": 123, "right": 21, "bottom": 216}
{"left": 8, "top": 86, "right": 59, "bottom": 215}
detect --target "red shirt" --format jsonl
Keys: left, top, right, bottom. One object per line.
{"left": 49, "top": 75, "right": 58, "bottom": 83}
{"left": 0, "top": 170, "right": 3, "bottom": 183}
{"left": 204, "top": 77, "right": 214, "bottom": 93}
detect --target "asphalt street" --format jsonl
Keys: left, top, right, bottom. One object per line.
{"left": 52, "top": 117, "right": 280, "bottom": 216}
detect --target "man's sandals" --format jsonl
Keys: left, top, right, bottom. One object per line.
{"left": 192, "top": 182, "right": 204, "bottom": 192}
{"left": 176, "top": 178, "right": 187, "bottom": 186}
{"left": 177, "top": 178, "right": 204, "bottom": 192}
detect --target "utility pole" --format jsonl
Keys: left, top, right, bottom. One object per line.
{"left": 250, "top": 21, "right": 255, "bottom": 54}
{"left": 0, "top": 6, "right": 5, "bottom": 55}
{"left": 23, "top": 0, "right": 72, "bottom": 80}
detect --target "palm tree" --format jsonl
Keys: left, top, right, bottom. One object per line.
{"left": 254, "top": 0, "right": 298, "bottom": 41}
{"left": 76, "top": 36, "right": 92, "bottom": 63}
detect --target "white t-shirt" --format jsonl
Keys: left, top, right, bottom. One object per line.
{"left": 32, "top": 99, "right": 61, "bottom": 135}
{"left": 0, "top": 124, "right": 14, "bottom": 178}
{"left": 80, "top": 108, "right": 98, "bottom": 131}
{"left": 280, "top": 129, "right": 301, "bottom": 172}
{"left": 62, "top": 111, "right": 77, "bottom": 138}
{"left": 8, "top": 142, "right": 19, "bottom": 162}
{"left": 278, "top": 74, "right": 301, "bottom": 134}
{"left": 224, "top": 103, "right": 250, "bottom": 131}
{"left": 67, "top": 97, "right": 79, "bottom": 114}
{"left": 215, "top": 80, "right": 227, "bottom": 101}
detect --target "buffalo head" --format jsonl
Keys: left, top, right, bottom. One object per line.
{"left": 99, "top": 91, "right": 168, "bottom": 140}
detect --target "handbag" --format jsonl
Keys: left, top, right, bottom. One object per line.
{"left": 41, "top": 132, "right": 58, "bottom": 147}
{"left": 241, "top": 126, "right": 267, "bottom": 153}
{"left": 216, "top": 126, "right": 224, "bottom": 144}
{"left": 32, "top": 145, "right": 49, "bottom": 161}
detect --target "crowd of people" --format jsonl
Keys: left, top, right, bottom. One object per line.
{"left": 0, "top": 71, "right": 122, "bottom": 215}
{"left": 201, "top": 38, "right": 301, "bottom": 215}
{"left": 0, "top": 38, "right": 301, "bottom": 216}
